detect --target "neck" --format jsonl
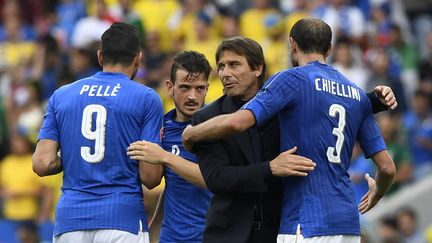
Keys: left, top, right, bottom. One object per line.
{"left": 102, "top": 64, "right": 134, "bottom": 78}
{"left": 174, "top": 109, "right": 191, "bottom": 122}
{"left": 297, "top": 53, "right": 326, "bottom": 66}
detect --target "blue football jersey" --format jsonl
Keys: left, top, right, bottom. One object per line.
{"left": 243, "top": 61, "right": 386, "bottom": 237}
{"left": 37, "top": 72, "right": 164, "bottom": 236}
{"left": 159, "top": 109, "right": 212, "bottom": 243}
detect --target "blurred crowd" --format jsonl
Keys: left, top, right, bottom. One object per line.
{"left": 0, "top": 0, "right": 431, "bottom": 242}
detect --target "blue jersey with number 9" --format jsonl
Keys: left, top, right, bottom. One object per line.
{"left": 38, "top": 71, "right": 164, "bottom": 236}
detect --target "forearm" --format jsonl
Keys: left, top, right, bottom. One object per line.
{"left": 33, "top": 139, "right": 63, "bottom": 176}
{"left": 33, "top": 155, "right": 62, "bottom": 176}
{"left": 372, "top": 150, "right": 396, "bottom": 197}
{"left": 163, "top": 152, "right": 206, "bottom": 188}
{"left": 185, "top": 110, "right": 255, "bottom": 144}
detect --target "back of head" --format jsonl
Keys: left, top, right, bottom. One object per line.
{"left": 101, "top": 22, "right": 140, "bottom": 66}
{"left": 170, "top": 50, "right": 212, "bottom": 83}
{"left": 290, "top": 18, "right": 332, "bottom": 55}
{"left": 215, "top": 36, "right": 266, "bottom": 87}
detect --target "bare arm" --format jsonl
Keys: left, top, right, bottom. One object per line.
{"left": 358, "top": 150, "right": 396, "bottom": 214}
{"left": 32, "top": 139, "right": 62, "bottom": 176}
{"left": 139, "top": 161, "right": 163, "bottom": 190}
{"left": 182, "top": 110, "right": 256, "bottom": 151}
{"left": 128, "top": 141, "right": 206, "bottom": 188}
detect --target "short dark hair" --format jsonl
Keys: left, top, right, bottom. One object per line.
{"left": 101, "top": 22, "right": 140, "bottom": 66}
{"left": 290, "top": 18, "right": 332, "bottom": 55}
{"left": 170, "top": 51, "right": 212, "bottom": 83}
{"left": 215, "top": 36, "right": 266, "bottom": 88}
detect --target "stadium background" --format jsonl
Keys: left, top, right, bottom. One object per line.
{"left": 0, "top": 0, "right": 431, "bottom": 242}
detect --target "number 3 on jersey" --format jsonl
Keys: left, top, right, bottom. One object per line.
{"left": 81, "top": 104, "right": 107, "bottom": 163}
{"left": 327, "top": 104, "right": 346, "bottom": 163}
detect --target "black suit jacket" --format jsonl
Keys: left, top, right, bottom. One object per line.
{"left": 192, "top": 95, "right": 282, "bottom": 243}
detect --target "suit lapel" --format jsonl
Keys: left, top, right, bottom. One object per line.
{"left": 222, "top": 96, "right": 259, "bottom": 164}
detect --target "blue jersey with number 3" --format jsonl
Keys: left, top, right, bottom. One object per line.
{"left": 159, "top": 109, "right": 211, "bottom": 243}
{"left": 243, "top": 61, "right": 386, "bottom": 237}
{"left": 38, "top": 71, "right": 164, "bottom": 236}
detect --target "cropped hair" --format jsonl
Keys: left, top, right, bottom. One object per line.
{"left": 101, "top": 22, "right": 140, "bottom": 66}
{"left": 290, "top": 18, "right": 332, "bottom": 55}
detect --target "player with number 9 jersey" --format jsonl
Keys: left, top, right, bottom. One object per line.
{"left": 37, "top": 70, "right": 163, "bottom": 236}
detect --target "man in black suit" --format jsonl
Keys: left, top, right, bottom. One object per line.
{"left": 190, "top": 37, "right": 397, "bottom": 243}
{"left": 191, "top": 37, "right": 316, "bottom": 243}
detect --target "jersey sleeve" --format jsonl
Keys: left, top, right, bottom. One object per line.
{"left": 242, "top": 71, "right": 299, "bottom": 127}
{"left": 37, "top": 93, "right": 59, "bottom": 142}
{"left": 140, "top": 89, "right": 164, "bottom": 145}
{"left": 357, "top": 100, "right": 386, "bottom": 158}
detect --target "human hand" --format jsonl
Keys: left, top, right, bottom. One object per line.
{"left": 269, "top": 146, "right": 316, "bottom": 177}
{"left": 182, "top": 125, "right": 195, "bottom": 152}
{"left": 374, "top": 86, "right": 398, "bottom": 110}
{"left": 127, "top": 141, "right": 169, "bottom": 164}
{"left": 358, "top": 173, "right": 381, "bottom": 214}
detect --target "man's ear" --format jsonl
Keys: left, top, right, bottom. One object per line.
{"left": 97, "top": 50, "right": 103, "bottom": 67}
{"left": 325, "top": 43, "right": 333, "bottom": 59}
{"left": 165, "top": 80, "right": 174, "bottom": 97}
{"left": 289, "top": 37, "right": 297, "bottom": 54}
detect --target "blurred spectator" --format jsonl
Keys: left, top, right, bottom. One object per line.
{"left": 239, "top": 0, "right": 281, "bottom": 45}
{"left": 16, "top": 82, "right": 44, "bottom": 145}
{"left": 378, "top": 216, "right": 403, "bottom": 243}
{"left": 367, "top": 2, "right": 393, "bottom": 47}
{"left": 397, "top": 207, "right": 426, "bottom": 243}
{"left": 31, "top": 34, "right": 62, "bottom": 100}
{"left": 17, "top": 222, "right": 40, "bottom": 243}
{"left": 349, "top": 142, "right": 376, "bottom": 205}
{"left": 68, "top": 46, "right": 100, "bottom": 80}
{"left": 403, "top": 0, "right": 432, "bottom": 60}
{"left": 366, "top": 47, "right": 407, "bottom": 113}
{"left": 402, "top": 90, "right": 432, "bottom": 181}
{"left": 284, "top": 0, "right": 309, "bottom": 35}
{"left": 71, "top": 0, "right": 112, "bottom": 49}
{"left": 262, "top": 12, "right": 288, "bottom": 75}
{"left": 109, "top": 0, "right": 146, "bottom": 45}
{"left": 142, "top": 31, "right": 169, "bottom": 88}
{"left": 169, "top": 0, "right": 219, "bottom": 51}
{"left": 53, "top": 0, "right": 86, "bottom": 48}
{"left": 419, "top": 32, "right": 432, "bottom": 83}
{"left": 0, "top": 133, "right": 52, "bottom": 224}
{"left": 378, "top": 113, "right": 412, "bottom": 195}
{"left": 220, "top": 14, "right": 239, "bottom": 38}
{"left": 0, "top": 0, "right": 37, "bottom": 42}
{"left": 0, "top": 1, "right": 36, "bottom": 69}
{"left": 134, "top": 0, "right": 179, "bottom": 52}
{"left": 332, "top": 36, "right": 369, "bottom": 90}
{"left": 389, "top": 23, "right": 419, "bottom": 100}
{"left": 184, "top": 11, "right": 220, "bottom": 69}
{"left": 322, "top": 0, "right": 366, "bottom": 45}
